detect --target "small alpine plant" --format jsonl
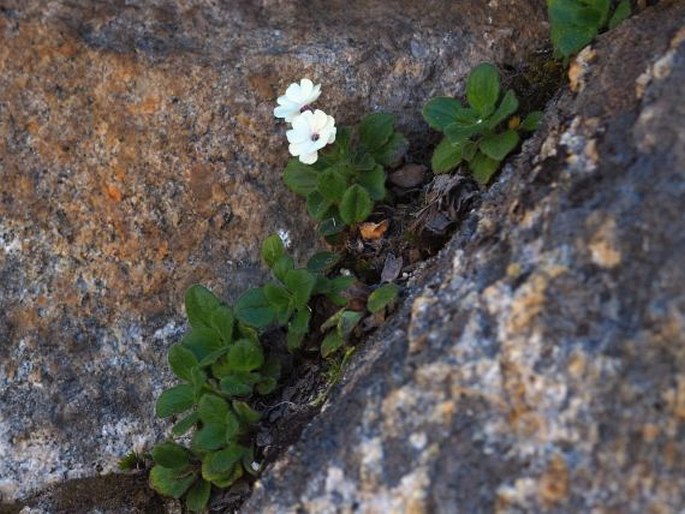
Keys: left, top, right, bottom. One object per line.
{"left": 274, "top": 79, "right": 407, "bottom": 236}
{"left": 423, "top": 63, "right": 542, "bottom": 184}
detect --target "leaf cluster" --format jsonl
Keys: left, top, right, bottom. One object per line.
{"left": 234, "top": 234, "right": 355, "bottom": 352}
{"left": 317, "top": 282, "right": 399, "bottom": 357}
{"left": 150, "top": 239, "right": 401, "bottom": 509}
{"left": 150, "top": 285, "right": 275, "bottom": 511}
{"left": 548, "top": 0, "right": 631, "bottom": 59}
{"left": 423, "top": 63, "right": 542, "bottom": 185}
{"left": 283, "top": 113, "right": 407, "bottom": 235}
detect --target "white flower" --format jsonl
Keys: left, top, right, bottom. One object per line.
{"left": 286, "top": 109, "right": 336, "bottom": 165}
{"left": 274, "top": 78, "right": 322, "bottom": 123}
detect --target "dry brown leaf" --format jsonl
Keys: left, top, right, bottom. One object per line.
{"left": 359, "top": 219, "right": 390, "bottom": 240}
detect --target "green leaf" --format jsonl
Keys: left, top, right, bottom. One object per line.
{"left": 367, "top": 283, "right": 399, "bottom": 313}
{"left": 321, "top": 308, "right": 345, "bottom": 332}
{"left": 356, "top": 164, "right": 386, "bottom": 201}
{"left": 520, "top": 111, "right": 543, "bottom": 132}
{"left": 192, "top": 423, "right": 226, "bottom": 451}
{"left": 208, "top": 464, "right": 244, "bottom": 489}
{"left": 466, "top": 63, "right": 500, "bottom": 117}
{"left": 286, "top": 308, "right": 311, "bottom": 352}
{"left": 359, "top": 112, "right": 394, "bottom": 151}
{"left": 319, "top": 210, "right": 345, "bottom": 236}
{"left": 226, "top": 339, "right": 265, "bottom": 372}
{"left": 485, "top": 89, "right": 519, "bottom": 130}
{"left": 197, "top": 347, "right": 230, "bottom": 367}
{"left": 185, "top": 285, "right": 221, "bottom": 331}
{"left": 338, "top": 310, "right": 363, "bottom": 339}
{"left": 225, "top": 410, "right": 241, "bottom": 441}
{"left": 422, "top": 97, "right": 464, "bottom": 131}
{"left": 286, "top": 329, "right": 305, "bottom": 352}
{"left": 326, "top": 275, "right": 355, "bottom": 305}
{"left": 373, "top": 132, "right": 408, "bottom": 168}
{"left": 232, "top": 400, "right": 261, "bottom": 424}
{"left": 608, "top": 0, "right": 630, "bottom": 29}
{"left": 550, "top": 23, "right": 597, "bottom": 59}
{"left": 156, "top": 384, "right": 195, "bottom": 418}
{"left": 444, "top": 120, "right": 483, "bottom": 145}
{"left": 264, "top": 282, "right": 292, "bottom": 313}
{"left": 210, "top": 304, "right": 234, "bottom": 345}
{"left": 185, "top": 478, "right": 211, "bottom": 513}
{"left": 321, "top": 331, "right": 344, "bottom": 358}
{"left": 283, "top": 158, "right": 320, "bottom": 195}
{"left": 318, "top": 168, "right": 348, "bottom": 203}
{"left": 151, "top": 442, "right": 190, "bottom": 469}
{"left": 171, "top": 412, "right": 199, "bottom": 436}
{"left": 306, "top": 191, "right": 333, "bottom": 221}
{"left": 353, "top": 148, "right": 376, "bottom": 171}
{"left": 339, "top": 185, "right": 372, "bottom": 225}
{"left": 285, "top": 269, "right": 316, "bottom": 309}
{"left": 234, "top": 288, "right": 276, "bottom": 329}
{"left": 272, "top": 255, "right": 295, "bottom": 283}
{"left": 168, "top": 344, "right": 198, "bottom": 382}
{"left": 469, "top": 151, "right": 501, "bottom": 185}
{"left": 261, "top": 234, "right": 285, "bottom": 268}
{"left": 201, "top": 446, "right": 246, "bottom": 484}
{"left": 462, "top": 140, "right": 478, "bottom": 161}
{"left": 149, "top": 465, "right": 196, "bottom": 499}
{"left": 255, "top": 377, "right": 278, "bottom": 395}
{"left": 431, "top": 137, "right": 464, "bottom": 174}
{"left": 479, "top": 129, "right": 520, "bottom": 161}
{"left": 289, "top": 307, "right": 311, "bottom": 334}
{"left": 307, "top": 252, "right": 340, "bottom": 273}
{"left": 190, "top": 367, "right": 207, "bottom": 398}
{"left": 241, "top": 446, "right": 258, "bottom": 476}
{"left": 318, "top": 128, "right": 351, "bottom": 167}
{"left": 220, "top": 373, "right": 256, "bottom": 397}
{"left": 548, "top": 0, "right": 605, "bottom": 58}
{"left": 181, "top": 328, "right": 224, "bottom": 362}
{"left": 198, "top": 394, "right": 229, "bottom": 425}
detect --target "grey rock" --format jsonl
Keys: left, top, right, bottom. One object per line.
{"left": 0, "top": 0, "right": 549, "bottom": 503}
{"left": 243, "top": 2, "right": 685, "bottom": 513}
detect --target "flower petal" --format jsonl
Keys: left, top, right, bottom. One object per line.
{"left": 285, "top": 82, "right": 302, "bottom": 102}
{"left": 300, "top": 78, "right": 313, "bottom": 99}
{"left": 326, "top": 126, "right": 337, "bottom": 144}
{"left": 310, "top": 84, "right": 321, "bottom": 103}
{"left": 274, "top": 104, "right": 296, "bottom": 120}
{"left": 299, "top": 151, "right": 318, "bottom": 165}
{"left": 286, "top": 127, "right": 308, "bottom": 144}
{"left": 289, "top": 140, "right": 314, "bottom": 156}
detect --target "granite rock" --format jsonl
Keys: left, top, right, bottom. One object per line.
{"left": 0, "top": 0, "right": 549, "bottom": 503}
{"left": 243, "top": 2, "right": 685, "bottom": 513}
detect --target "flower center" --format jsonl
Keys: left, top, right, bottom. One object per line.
{"left": 300, "top": 104, "right": 311, "bottom": 113}
{"left": 310, "top": 133, "right": 320, "bottom": 142}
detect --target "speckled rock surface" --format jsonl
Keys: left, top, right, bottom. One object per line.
{"left": 0, "top": 0, "right": 550, "bottom": 503}
{"left": 243, "top": 3, "right": 685, "bottom": 513}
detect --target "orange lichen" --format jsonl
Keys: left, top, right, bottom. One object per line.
{"left": 538, "top": 453, "right": 569, "bottom": 506}
{"left": 105, "top": 184, "right": 123, "bottom": 203}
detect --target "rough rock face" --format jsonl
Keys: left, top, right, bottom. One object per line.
{"left": 0, "top": 0, "right": 549, "bottom": 503}
{"left": 243, "top": 3, "right": 685, "bottom": 513}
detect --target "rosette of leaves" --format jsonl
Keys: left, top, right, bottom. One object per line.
{"left": 319, "top": 283, "right": 400, "bottom": 358}
{"left": 283, "top": 112, "right": 407, "bottom": 236}
{"left": 423, "top": 63, "right": 543, "bottom": 185}
{"left": 548, "top": 0, "right": 631, "bottom": 60}
{"left": 234, "top": 234, "right": 354, "bottom": 352}
{"left": 150, "top": 285, "right": 278, "bottom": 511}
